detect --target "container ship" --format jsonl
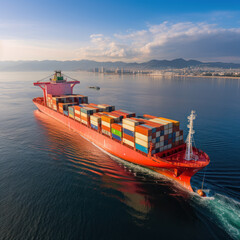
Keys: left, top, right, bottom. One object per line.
{"left": 33, "top": 71, "right": 210, "bottom": 195}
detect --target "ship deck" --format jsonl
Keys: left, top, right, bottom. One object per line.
{"left": 33, "top": 97, "right": 210, "bottom": 170}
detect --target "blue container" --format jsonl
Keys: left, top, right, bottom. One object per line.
{"left": 123, "top": 128, "right": 134, "bottom": 137}
{"left": 91, "top": 124, "right": 98, "bottom": 130}
{"left": 160, "top": 130, "right": 164, "bottom": 136}
{"left": 172, "top": 138, "right": 176, "bottom": 143}
{"left": 155, "top": 148, "right": 160, "bottom": 153}
{"left": 172, "top": 132, "right": 176, "bottom": 138}
{"left": 156, "top": 137, "right": 160, "bottom": 143}
{"left": 135, "top": 143, "right": 149, "bottom": 154}
{"left": 164, "top": 140, "right": 168, "bottom": 145}
{"left": 63, "top": 110, "right": 68, "bottom": 116}
{"left": 112, "top": 133, "right": 121, "bottom": 141}
{"left": 168, "top": 133, "right": 172, "bottom": 139}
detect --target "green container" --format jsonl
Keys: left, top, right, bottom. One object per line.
{"left": 111, "top": 128, "right": 122, "bottom": 137}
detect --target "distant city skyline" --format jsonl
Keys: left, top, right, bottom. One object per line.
{"left": 1, "top": 0, "right": 240, "bottom": 62}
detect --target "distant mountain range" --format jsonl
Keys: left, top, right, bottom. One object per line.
{"left": 1, "top": 58, "right": 240, "bottom": 71}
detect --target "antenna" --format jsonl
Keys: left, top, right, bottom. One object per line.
{"left": 185, "top": 110, "right": 196, "bottom": 160}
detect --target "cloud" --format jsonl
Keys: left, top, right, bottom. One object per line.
{"left": 1, "top": 21, "right": 240, "bottom": 62}
{"left": 76, "top": 21, "right": 240, "bottom": 62}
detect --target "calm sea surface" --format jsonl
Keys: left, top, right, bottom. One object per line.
{"left": 0, "top": 71, "right": 240, "bottom": 240}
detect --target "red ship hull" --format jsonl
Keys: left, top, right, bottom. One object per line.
{"left": 33, "top": 98, "right": 210, "bottom": 192}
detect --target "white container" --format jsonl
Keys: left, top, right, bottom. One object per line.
{"left": 156, "top": 131, "right": 160, "bottom": 137}
{"left": 81, "top": 119, "right": 88, "bottom": 125}
{"left": 75, "top": 116, "right": 81, "bottom": 122}
{"left": 135, "top": 138, "right": 150, "bottom": 148}
{"left": 168, "top": 128, "right": 173, "bottom": 134}
{"left": 135, "top": 132, "right": 152, "bottom": 142}
{"left": 160, "top": 136, "right": 164, "bottom": 141}
{"left": 160, "top": 141, "right": 164, "bottom": 147}
{"left": 156, "top": 118, "right": 173, "bottom": 128}
{"left": 122, "top": 123, "right": 135, "bottom": 132}
{"left": 102, "top": 121, "right": 111, "bottom": 128}
{"left": 176, "top": 131, "right": 180, "bottom": 137}
{"left": 90, "top": 120, "right": 99, "bottom": 126}
{"left": 165, "top": 129, "right": 169, "bottom": 135}
{"left": 90, "top": 115, "right": 101, "bottom": 123}
{"left": 123, "top": 138, "right": 135, "bottom": 147}
{"left": 75, "top": 110, "right": 81, "bottom": 115}
{"left": 122, "top": 118, "right": 140, "bottom": 127}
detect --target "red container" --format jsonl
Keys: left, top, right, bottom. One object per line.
{"left": 123, "top": 133, "right": 134, "bottom": 142}
{"left": 164, "top": 135, "right": 168, "bottom": 140}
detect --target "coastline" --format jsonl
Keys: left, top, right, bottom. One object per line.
{"left": 149, "top": 74, "right": 240, "bottom": 79}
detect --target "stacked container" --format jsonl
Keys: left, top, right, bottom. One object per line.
{"left": 68, "top": 106, "right": 75, "bottom": 119}
{"left": 98, "top": 104, "right": 115, "bottom": 112}
{"left": 74, "top": 106, "right": 81, "bottom": 122}
{"left": 111, "top": 123, "right": 122, "bottom": 141}
{"left": 135, "top": 125, "right": 153, "bottom": 154}
{"left": 58, "top": 103, "right": 77, "bottom": 116}
{"left": 47, "top": 94, "right": 53, "bottom": 108}
{"left": 142, "top": 114, "right": 184, "bottom": 151}
{"left": 112, "top": 110, "right": 136, "bottom": 119}
{"left": 122, "top": 118, "right": 140, "bottom": 148}
{"left": 80, "top": 107, "right": 94, "bottom": 125}
{"left": 90, "top": 113, "right": 101, "bottom": 130}
{"left": 101, "top": 115, "right": 114, "bottom": 136}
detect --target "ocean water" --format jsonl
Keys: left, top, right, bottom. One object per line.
{"left": 0, "top": 71, "right": 239, "bottom": 240}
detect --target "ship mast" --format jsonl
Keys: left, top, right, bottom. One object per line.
{"left": 185, "top": 110, "right": 196, "bottom": 160}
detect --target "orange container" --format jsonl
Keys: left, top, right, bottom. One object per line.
{"left": 101, "top": 115, "right": 114, "bottom": 123}
{"left": 123, "top": 133, "right": 134, "bottom": 142}
{"left": 74, "top": 106, "right": 81, "bottom": 111}
{"left": 143, "top": 114, "right": 158, "bottom": 119}
{"left": 135, "top": 125, "right": 152, "bottom": 136}
{"left": 111, "top": 123, "right": 122, "bottom": 132}
{"left": 81, "top": 115, "right": 89, "bottom": 121}
{"left": 89, "top": 103, "right": 98, "bottom": 107}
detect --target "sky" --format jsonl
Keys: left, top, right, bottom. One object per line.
{"left": 1, "top": 0, "right": 240, "bottom": 62}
